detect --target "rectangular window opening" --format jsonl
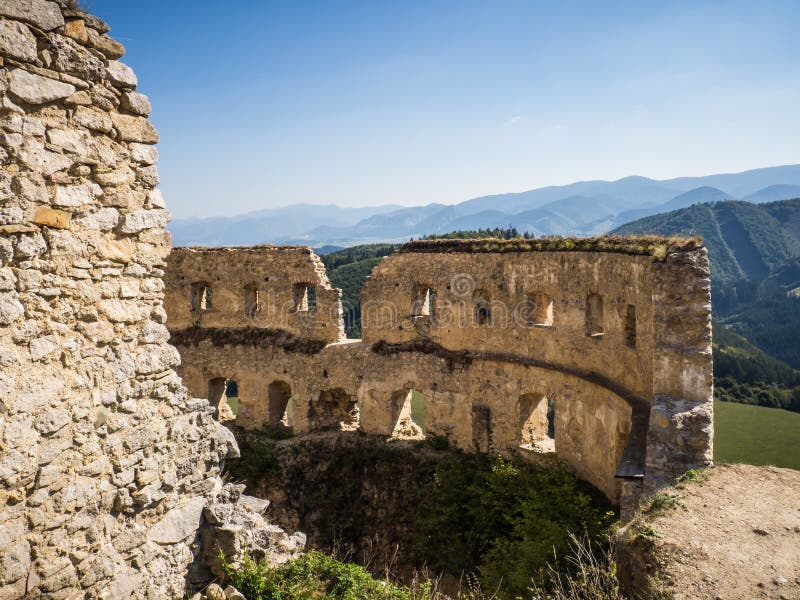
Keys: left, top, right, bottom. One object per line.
{"left": 292, "top": 283, "right": 316, "bottom": 312}
{"left": 191, "top": 283, "right": 212, "bottom": 311}
{"left": 585, "top": 292, "right": 604, "bottom": 337}
{"left": 624, "top": 304, "right": 637, "bottom": 348}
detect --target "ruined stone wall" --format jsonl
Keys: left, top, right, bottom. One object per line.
{"left": 165, "top": 240, "right": 713, "bottom": 505}
{"left": 165, "top": 246, "right": 345, "bottom": 343}
{"left": 0, "top": 3, "right": 233, "bottom": 597}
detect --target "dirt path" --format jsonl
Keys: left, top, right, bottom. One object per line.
{"left": 621, "top": 464, "right": 800, "bottom": 599}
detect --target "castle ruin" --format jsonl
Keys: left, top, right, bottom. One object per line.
{"left": 165, "top": 239, "right": 714, "bottom": 505}
{"left": 0, "top": 1, "right": 713, "bottom": 596}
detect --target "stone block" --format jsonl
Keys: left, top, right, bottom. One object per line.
{"left": 110, "top": 112, "right": 158, "bottom": 144}
{"left": 0, "top": 0, "right": 64, "bottom": 31}
{"left": 147, "top": 497, "right": 205, "bottom": 544}
{"left": 8, "top": 69, "right": 76, "bottom": 105}
{"left": 33, "top": 206, "right": 72, "bottom": 229}
{"left": 0, "top": 19, "right": 37, "bottom": 62}
{"left": 105, "top": 60, "right": 137, "bottom": 89}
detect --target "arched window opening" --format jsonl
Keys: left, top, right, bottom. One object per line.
{"left": 191, "top": 282, "right": 212, "bottom": 311}
{"left": 473, "top": 290, "right": 491, "bottom": 326}
{"left": 390, "top": 389, "right": 426, "bottom": 439}
{"left": 308, "top": 388, "right": 358, "bottom": 431}
{"left": 244, "top": 283, "right": 260, "bottom": 318}
{"left": 292, "top": 283, "right": 316, "bottom": 312}
{"left": 624, "top": 304, "right": 637, "bottom": 348}
{"left": 585, "top": 292, "right": 604, "bottom": 337}
{"left": 268, "top": 380, "right": 293, "bottom": 429}
{"left": 411, "top": 286, "right": 435, "bottom": 318}
{"left": 208, "top": 377, "right": 237, "bottom": 422}
{"left": 518, "top": 393, "right": 555, "bottom": 452}
{"left": 524, "top": 292, "right": 554, "bottom": 327}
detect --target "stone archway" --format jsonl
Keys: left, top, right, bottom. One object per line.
{"left": 518, "top": 392, "right": 554, "bottom": 452}
{"left": 308, "top": 388, "right": 359, "bottom": 430}
{"left": 390, "top": 389, "right": 425, "bottom": 439}
{"left": 208, "top": 377, "right": 236, "bottom": 422}
{"left": 268, "top": 380, "right": 293, "bottom": 427}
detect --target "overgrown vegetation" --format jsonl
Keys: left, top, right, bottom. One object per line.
{"left": 399, "top": 235, "right": 700, "bottom": 258}
{"left": 225, "top": 433, "right": 617, "bottom": 599}
{"left": 221, "top": 550, "right": 436, "bottom": 600}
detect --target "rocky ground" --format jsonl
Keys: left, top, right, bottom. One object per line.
{"left": 619, "top": 463, "right": 800, "bottom": 599}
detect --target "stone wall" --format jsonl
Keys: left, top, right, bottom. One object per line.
{"left": 165, "top": 239, "right": 714, "bottom": 506}
{"left": 164, "top": 246, "right": 344, "bottom": 343}
{"left": 0, "top": 3, "right": 302, "bottom": 598}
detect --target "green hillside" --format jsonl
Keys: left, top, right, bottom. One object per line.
{"left": 713, "top": 324, "right": 800, "bottom": 411}
{"left": 714, "top": 400, "right": 800, "bottom": 470}
{"left": 613, "top": 198, "right": 800, "bottom": 374}
{"left": 612, "top": 198, "right": 800, "bottom": 286}
{"left": 321, "top": 244, "right": 398, "bottom": 338}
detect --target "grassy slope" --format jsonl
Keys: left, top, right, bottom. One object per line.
{"left": 714, "top": 400, "right": 800, "bottom": 469}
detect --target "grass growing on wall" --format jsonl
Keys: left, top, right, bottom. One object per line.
{"left": 714, "top": 400, "right": 800, "bottom": 469}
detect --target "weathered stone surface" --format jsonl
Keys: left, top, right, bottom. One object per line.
{"left": 54, "top": 182, "right": 102, "bottom": 208}
{"left": 32, "top": 206, "right": 71, "bottom": 229}
{"left": 0, "top": 19, "right": 37, "bottom": 62}
{"left": 74, "top": 207, "right": 119, "bottom": 231}
{"left": 224, "top": 586, "right": 246, "bottom": 600}
{"left": 147, "top": 497, "right": 206, "bottom": 544}
{"left": 205, "top": 583, "right": 226, "bottom": 600}
{"left": 0, "top": 0, "right": 64, "bottom": 31}
{"left": 63, "top": 18, "right": 88, "bottom": 45}
{"left": 120, "top": 91, "right": 151, "bottom": 116}
{"left": 47, "top": 127, "right": 90, "bottom": 155}
{"left": 86, "top": 27, "right": 124, "bottom": 59}
{"left": 110, "top": 112, "right": 159, "bottom": 144}
{"left": 0, "top": 4, "right": 271, "bottom": 598}
{"left": 73, "top": 106, "right": 113, "bottom": 133}
{"left": 130, "top": 143, "right": 158, "bottom": 165}
{"left": 0, "top": 292, "right": 25, "bottom": 325}
{"left": 106, "top": 60, "right": 138, "bottom": 89}
{"left": 8, "top": 69, "right": 76, "bottom": 105}
{"left": 119, "top": 209, "right": 170, "bottom": 234}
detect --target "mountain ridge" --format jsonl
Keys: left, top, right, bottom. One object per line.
{"left": 169, "top": 164, "right": 800, "bottom": 247}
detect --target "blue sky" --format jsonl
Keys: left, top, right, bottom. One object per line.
{"left": 87, "top": 0, "right": 799, "bottom": 218}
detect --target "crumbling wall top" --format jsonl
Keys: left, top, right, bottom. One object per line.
{"left": 165, "top": 246, "right": 345, "bottom": 342}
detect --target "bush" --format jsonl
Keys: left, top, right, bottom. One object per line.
{"left": 221, "top": 550, "right": 435, "bottom": 600}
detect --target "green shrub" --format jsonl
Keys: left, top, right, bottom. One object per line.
{"left": 221, "top": 550, "right": 434, "bottom": 600}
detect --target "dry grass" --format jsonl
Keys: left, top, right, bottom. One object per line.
{"left": 398, "top": 235, "right": 703, "bottom": 259}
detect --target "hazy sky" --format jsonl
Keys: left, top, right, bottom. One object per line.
{"left": 87, "top": 0, "right": 799, "bottom": 218}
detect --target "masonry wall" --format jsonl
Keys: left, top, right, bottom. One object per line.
{"left": 166, "top": 241, "right": 713, "bottom": 505}
{"left": 165, "top": 246, "right": 344, "bottom": 343}
{"left": 0, "top": 3, "right": 232, "bottom": 597}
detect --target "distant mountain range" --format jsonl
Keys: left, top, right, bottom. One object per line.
{"left": 169, "top": 164, "right": 800, "bottom": 247}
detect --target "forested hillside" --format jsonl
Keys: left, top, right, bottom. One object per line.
{"left": 321, "top": 244, "right": 398, "bottom": 337}
{"left": 612, "top": 199, "right": 800, "bottom": 286}
{"left": 613, "top": 198, "right": 800, "bottom": 375}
